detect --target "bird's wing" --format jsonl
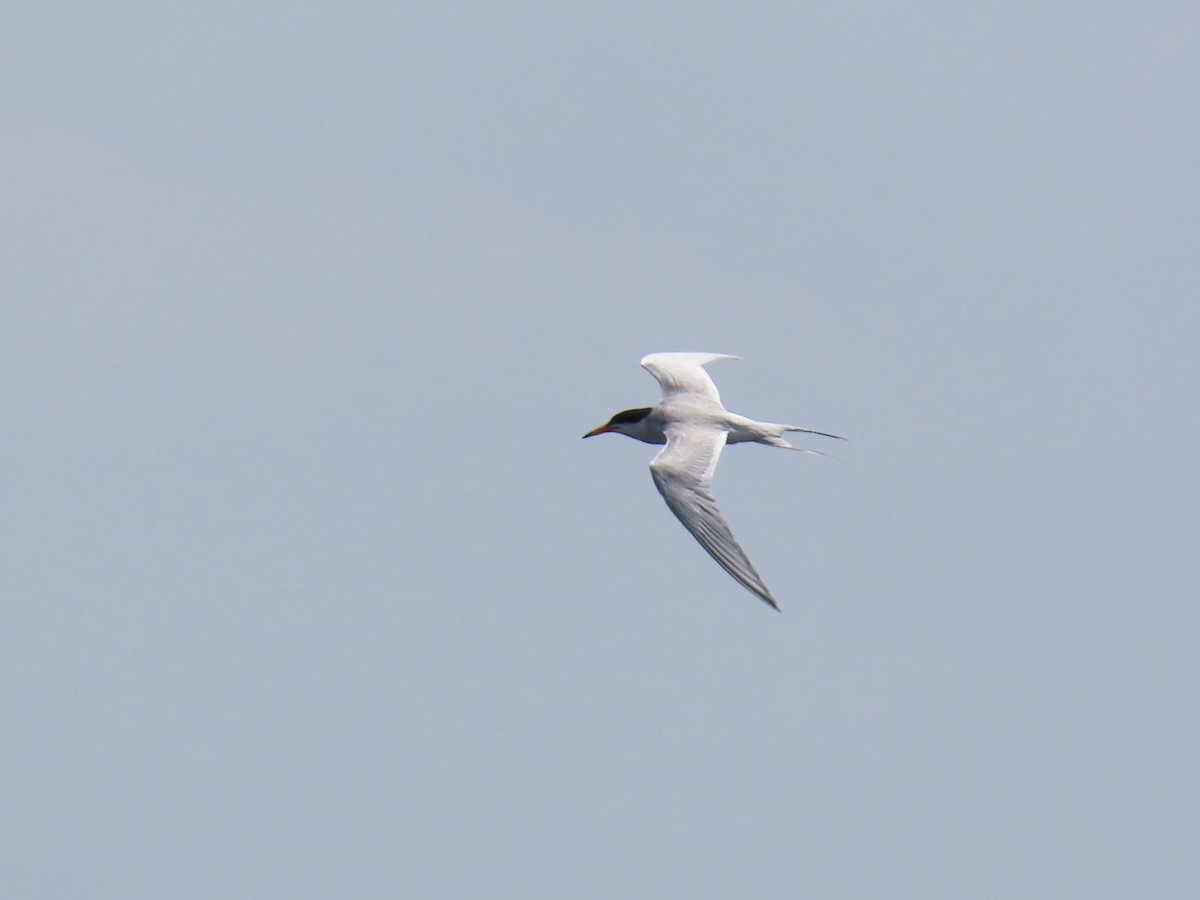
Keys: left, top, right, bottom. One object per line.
{"left": 641, "top": 352, "right": 739, "bottom": 403}
{"left": 649, "top": 422, "right": 779, "bottom": 609}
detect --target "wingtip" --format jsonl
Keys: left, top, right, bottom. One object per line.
{"left": 640, "top": 351, "right": 740, "bottom": 367}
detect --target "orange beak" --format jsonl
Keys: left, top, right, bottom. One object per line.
{"left": 582, "top": 424, "right": 613, "bottom": 438}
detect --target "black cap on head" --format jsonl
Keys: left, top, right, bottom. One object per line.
{"left": 608, "top": 407, "right": 652, "bottom": 426}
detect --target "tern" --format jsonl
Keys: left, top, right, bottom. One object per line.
{"left": 583, "top": 352, "right": 842, "bottom": 610}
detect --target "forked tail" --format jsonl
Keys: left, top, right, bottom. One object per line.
{"left": 783, "top": 424, "right": 845, "bottom": 441}
{"left": 763, "top": 423, "right": 846, "bottom": 456}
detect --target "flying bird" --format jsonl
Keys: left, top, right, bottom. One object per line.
{"left": 583, "top": 352, "right": 842, "bottom": 610}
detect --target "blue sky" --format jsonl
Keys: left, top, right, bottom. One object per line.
{"left": 4, "top": 3, "right": 1198, "bottom": 897}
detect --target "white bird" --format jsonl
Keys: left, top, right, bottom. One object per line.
{"left": 583, "top": 352, "right": 842, "bottom": 611}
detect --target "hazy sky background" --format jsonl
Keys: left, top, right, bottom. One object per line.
{"left": 4, "top": 3, "right": 1198, "bottom": 897}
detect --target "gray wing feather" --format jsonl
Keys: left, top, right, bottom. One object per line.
{"left": 640, "top": 352, "right": 738, "bottom": 403}
{"left": 649, "top": 425, "right": 779, "bottom": 609}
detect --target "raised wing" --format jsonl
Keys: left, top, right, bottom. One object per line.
{"left": 640, "top": 352, "right": 738, "bottom": 403}
{"left": 648, "top": 423, "right": 779, "bottom": 609}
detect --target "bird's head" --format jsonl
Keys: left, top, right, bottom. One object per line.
{"left": 582, "top": 407, "right": 654, "bottom": 439}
